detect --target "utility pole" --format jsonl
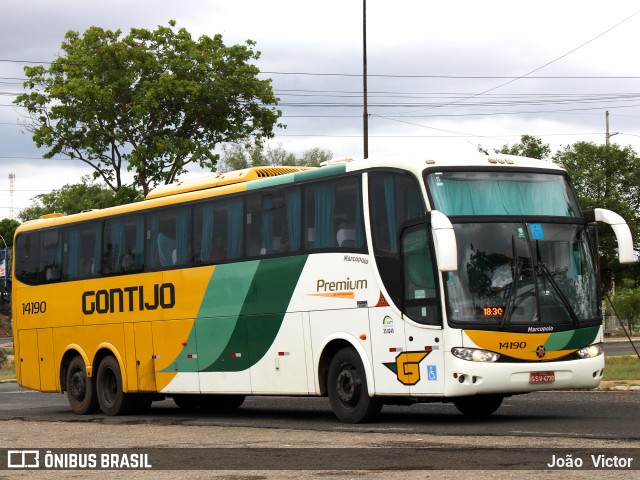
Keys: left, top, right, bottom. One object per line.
{"left": 362, "top": 0, "right": 369, "bottom": 159}
{"left": 8, "top": 173, "right": 15, "bottom": 220}
{"left": 605, "top": 110, "right": 619, "bottom": 146}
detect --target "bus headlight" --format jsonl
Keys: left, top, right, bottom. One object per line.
{"left": 576, "top": 343, "right": 603, "bottom": 359}
{"left": 452, "top": 347, "right": 500, "bottom": 363}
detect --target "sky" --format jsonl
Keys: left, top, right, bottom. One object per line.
{"left": 2, "top": 0, "right": 640, "bottom": 218}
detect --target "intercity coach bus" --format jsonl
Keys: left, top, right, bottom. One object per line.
{"left": 12, "top": 153, "right": 636, "bottom": 423}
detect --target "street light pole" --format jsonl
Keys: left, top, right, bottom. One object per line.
{"left": 605, "top": 110, "right": 619, "bottom": 145}
{"left": 362, "top": 0, "right": 369, "bottom": 159}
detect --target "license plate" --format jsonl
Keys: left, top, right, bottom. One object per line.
{"left": 530, "top": 371, "right": 555, "bottom": 384}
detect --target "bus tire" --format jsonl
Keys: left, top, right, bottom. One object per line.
{"left": 66, "top": 356, "right": 99, "bottom": 415}
{"left": 327, "top": 347, "right": 382, "bottom": 423}
{"left": 95, "top": 355, "right": 134, "bottom": 416}
{"left": 453, "top": 395, "right": 503, "bottom": 417}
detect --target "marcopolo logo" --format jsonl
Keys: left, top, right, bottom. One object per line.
{"left": 82, "top": 283, "right": 176, "bottom": 315}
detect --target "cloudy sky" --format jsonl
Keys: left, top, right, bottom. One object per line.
{"left": 2, "top": 0, "right": 640, "bottom": 217}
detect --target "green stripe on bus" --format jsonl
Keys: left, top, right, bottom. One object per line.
{"left": 163, "top": 255, "right": 308, "bottom": 373}
{"left": 294, "top": 164, "right": 346, "bottom": 182}
{"left": 544, "top": 325, "right": 599, "bottom": 351}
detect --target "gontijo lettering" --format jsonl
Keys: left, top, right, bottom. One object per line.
{"left": 82, "top": 283, "right": 175, "bottom": 315}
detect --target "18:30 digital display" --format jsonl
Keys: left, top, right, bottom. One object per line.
{"left": 483, "top": 306, "right": 504, "bottom": 316}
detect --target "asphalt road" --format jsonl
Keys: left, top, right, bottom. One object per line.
{"left": 1, "top": 383, "right": 638, "bottom": 441}
{"left": 604, "top": 339, "right": 640, "bottom": 357}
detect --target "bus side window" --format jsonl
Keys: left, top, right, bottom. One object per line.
{"left": 247, "top": 189, "right": 299, "bottom": 257}
{"left": 195, "top": 198, "right": 244, "bottom": 263}
{"left": 148, "top": 207, "right": 191, "bottom": 269}
{"left": 304, "top": 176, "right": 364, "bottom": 252}
{"left": 40, "top": 229, "right": 61, "bottom": 283}
{"left": 63, "top": 222, "right": 101, "bottom": 280}
{"left": 15, "top": 232, "right": 41, "bottom": 286}
{"left": 369, "top": 171, "right": 426, "bottom": 307}
{"left": 104, "top": 216, "right": 145, "bottom": 274}
{"left": 402, "top": 226, "right": 440, "bottom": 326}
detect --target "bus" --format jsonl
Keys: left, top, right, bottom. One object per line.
{"left": 12, "top": 153, "right": 636, "bottom": 423}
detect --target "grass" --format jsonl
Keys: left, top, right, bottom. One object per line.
{"left": 0, "top": 344, "right": 14, "bottom": 381}
{"left": 0, "top": 366, "right": 15, "bottom": 381}
{"left": 604, "top": 355, "right": 640, "bottom": 381}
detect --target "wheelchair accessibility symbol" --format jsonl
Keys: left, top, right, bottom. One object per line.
{"left": 427, "top": 365, "right": 438, "bottom": 381}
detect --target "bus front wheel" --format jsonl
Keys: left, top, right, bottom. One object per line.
{"left": 327, "top": 347, "right": 382, "bottom": 423}
{"left": 453, "top": 395, "right": 503, "bottom": 417}
{"left": 66, "top": 356, "right": 99, "bottom": 415}
{"left": 96, "top": 355, "right": 135, "bottom": 416}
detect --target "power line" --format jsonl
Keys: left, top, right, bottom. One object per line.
{"left": 398, "top": 8, "right": 640, "bottom": 115}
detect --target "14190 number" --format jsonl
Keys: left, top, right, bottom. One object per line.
{"left": 22, "top": 301, "right": 47, "bottom": 315}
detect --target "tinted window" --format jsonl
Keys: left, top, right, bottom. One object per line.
{"left": 15, "top": 232, "right": 40, "bottom": 286}
{"left": 305, "top": 176, "right": 365, "bottom": 251}
{"left": 247, "top": 189, "right": 301, "bottom": 257}
{"left": 369, "top": 171, "right": 426, "bottom": 307}
{"left": 148, "top": 207, "right": 191, "bottom": 269}
{"left": 194, "top": 197, "right": 244, "bottom": 263}
{"left": 369, "top": 171, "right": 426, "bottom": 255}
{"left": 103, "top": 216, "right": 145, "bottom": 274}
{"left": 63, "top": 222, "right": 101, "bottom": 280}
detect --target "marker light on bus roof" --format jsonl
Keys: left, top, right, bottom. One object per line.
{"left": 452, "top": 347, "right": 500, "bottom": 363}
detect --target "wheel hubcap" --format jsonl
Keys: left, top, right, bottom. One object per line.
{"left": 69, "top": 371, "right": 86, "bottom": 401}
{"left": 336, "top": 366, "right": 361, "bottom": 405}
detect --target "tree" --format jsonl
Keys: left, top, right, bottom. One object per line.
{"left": 19, "top": 176, "right": 142, "bottom": 222}
{"left": 217, "top": 143, "right": 332, "bottom": 172}
{"left": 552, "top": 141, "right": 640, "bottom": 291}
{"left": 0, "top": 218, "right": 19, "bottom": 249}
{"left": 489, "top": 134, "right": 552, "bottom": 160}
{"left": 612, "top": 287, "right": 640, "bottom": 333}
{"left": 15, "top": 21, "right": 282, "bottom": 196}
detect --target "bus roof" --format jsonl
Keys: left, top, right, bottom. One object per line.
{"left": 145, "top": 166, "right": 315, "bottom": 200}
{"left": 15, "top": 153, "right": 565, "bottom": 233}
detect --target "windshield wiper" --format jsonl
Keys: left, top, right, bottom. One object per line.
{"left": 500, "top": 236, "right": 521, "bottom": 327}
{"left": 536, "top": 261, "right": 580, "bottom": 326}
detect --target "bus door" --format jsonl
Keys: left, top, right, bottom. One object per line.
{"left": 400, "top": 224, "right": 445, "bottom": 395}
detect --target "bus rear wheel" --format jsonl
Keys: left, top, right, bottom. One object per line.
{"left": 96, "top": 355, "right": 135, "bottom": 416}
{"left": 453, "top": 395, "right": 503, "bottom": 417}
{"left": 327, "top": 347, "right": 382, "bottom": 423}
{"left": 66, "top": 356, "right": 99, "bottom": 415}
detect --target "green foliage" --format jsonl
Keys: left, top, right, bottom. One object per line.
{"left": 612, "top": 287, "right": 640, "bottom": 332}
{"left": 19, "top": 176, "right": 142, "bottom": 221}
{"left": 218, "top": 143, "right": 332, "bottom": 172}
{"left": 552, "top": 142, "right": 640, "bottom": 290}
{"left": 15, "top": 21, "right": 282, "bottom": 196}
{"left": 0, "top": 219, "right": 20, "bottom": 248}
{"left": 484, "top": 134, "right": 552, "bottom": 160}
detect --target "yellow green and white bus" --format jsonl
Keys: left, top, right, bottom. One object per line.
{"left": 12, "top": 153, "right": 636, "bottom": 423}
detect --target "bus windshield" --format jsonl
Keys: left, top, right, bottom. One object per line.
{"left": 426, "top": 171, "right": 582, "bottom": 217}
{"left": 443, "top": 221, "right": 600, "bottom": 328}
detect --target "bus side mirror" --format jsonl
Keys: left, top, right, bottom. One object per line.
{"left": 430, "top": 210, "right": 458, "bottom": 272}
{"left": 586, "top": 208, "right": 637, "bottom": 264}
